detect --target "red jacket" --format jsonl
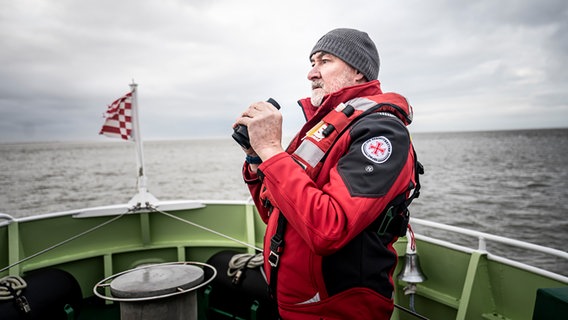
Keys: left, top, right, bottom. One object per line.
{"left": 243, "top": 80, "right": 417, "bottom": 319}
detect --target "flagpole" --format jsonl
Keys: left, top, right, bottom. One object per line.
{"left": 128, "top": 81, "right": 158, "bottom": 208}
{"left": 130, "top": 82, "right": 146, "bottom": 190}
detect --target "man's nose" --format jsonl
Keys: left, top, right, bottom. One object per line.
{"left": 307, "top": 66, "right": 320, "bottom": 81}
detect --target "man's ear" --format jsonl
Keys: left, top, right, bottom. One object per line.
{"left": 355, "top": 71, "right": 366, "bottom": 83}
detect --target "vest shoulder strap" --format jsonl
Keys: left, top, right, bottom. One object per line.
{"left": 293, "top": 96, "right": 408, "bottom": 177}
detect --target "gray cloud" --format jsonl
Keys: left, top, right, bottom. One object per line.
{"left": 0, "top": 0, "right": 566, "bottom": 142}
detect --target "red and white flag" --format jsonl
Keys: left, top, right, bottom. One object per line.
{"left": 99, "top": 92, "right": 133, "bottom": 141}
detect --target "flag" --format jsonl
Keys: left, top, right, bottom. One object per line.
{"left": 99, "top": 92, "right": 133, "bottom": 141}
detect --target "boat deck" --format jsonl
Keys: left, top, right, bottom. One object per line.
{"left": 1, "top": 201, "right": 567, "bottom": 319}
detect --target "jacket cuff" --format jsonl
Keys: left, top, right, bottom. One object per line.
{"left": 257, "top": 152, "right": 290, "bottom": 178}
{"left": 242, "top": 161, "right": 261, "bottom": 184}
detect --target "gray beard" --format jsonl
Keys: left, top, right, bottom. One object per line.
{"left": 310, "top": 91, "right": 325, "bottom": 107}
{"left": 310, "top": 71, "right": 356, "bottom": 107}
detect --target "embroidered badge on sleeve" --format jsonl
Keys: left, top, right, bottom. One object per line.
{"left": 361, "top": 136, "right": 392, "bottom": 164}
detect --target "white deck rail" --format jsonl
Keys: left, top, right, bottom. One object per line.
{"left": 411, "top": 217, "right": 568, "bottom": 259}
{"left": 410, "top": 217, "right": 568, "bottom": 283}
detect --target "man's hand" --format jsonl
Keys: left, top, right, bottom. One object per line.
{"left": 234, "top": 101, "right": 284, "bottom": 161}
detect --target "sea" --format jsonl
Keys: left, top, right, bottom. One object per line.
{"left": 1, "top": 128, "right": 567, "bottom": 275}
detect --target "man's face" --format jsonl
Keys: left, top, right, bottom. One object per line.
{"left": 308, "top": 52, "right": 364, "bottom": 107}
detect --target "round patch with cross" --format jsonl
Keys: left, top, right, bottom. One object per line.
{"left": 361, "top": 136, "right": 392, "bottom": 164}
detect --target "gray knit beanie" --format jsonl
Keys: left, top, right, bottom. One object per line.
{"left": 310, "top": 28, "right": 380, "bottom": 81}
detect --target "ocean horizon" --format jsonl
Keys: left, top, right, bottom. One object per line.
{"left": 1, "top": 128, "right": 567, "bottom": 275}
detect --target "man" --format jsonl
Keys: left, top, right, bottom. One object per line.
{"left": 234, "top": 28, "right": 420, "bottom": 319}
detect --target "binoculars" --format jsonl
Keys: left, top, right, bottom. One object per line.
{"left": 232, "top": 98, "right": 281, "bottom": 150}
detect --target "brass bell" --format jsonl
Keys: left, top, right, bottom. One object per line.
{"left": 397, "top": 228, "right": 427, "bottom": 314}
{"left": 397, "top": 252, "right": 427, "bottom": 284}
{"left": 397, "top": 231, "right": 427, "bottom": 284}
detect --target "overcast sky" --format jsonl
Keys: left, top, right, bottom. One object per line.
{"left": 1, "top": 0, "right": 566, "bottom": 143}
